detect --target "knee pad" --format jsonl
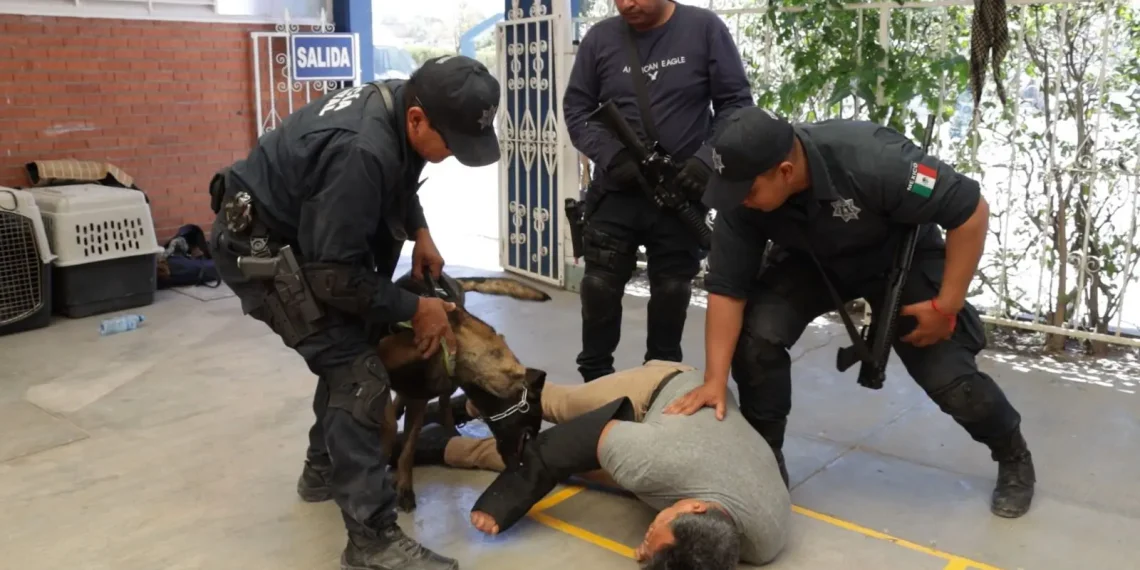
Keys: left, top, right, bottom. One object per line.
{"left": 734, "top": 328, "right": 792, "bottom": 370}
{"left": 580, "top": 271, "right": 626, "bottom": 317}
{"left": 927, "top": 373, "right": 1018, "bottom": 438}
{"left": 325, "top": 352, "right": 391, "bottom": 430}
{"left": 649, "top": 277, "right": 692, "bottom": 305}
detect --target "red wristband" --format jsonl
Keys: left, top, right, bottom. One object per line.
{"left": 930, "top": 299, "right": 957, "bottom": 332}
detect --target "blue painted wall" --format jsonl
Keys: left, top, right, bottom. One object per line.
{"left": 332, "top": 0, "right": 373, "bottom": 84}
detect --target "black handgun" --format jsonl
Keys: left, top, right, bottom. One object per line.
{"left": 585, "top": 100, "right": 712, "bottom": 250}
{"left": 564, "top": 196, "right": 586, "bottom": 260}
{"left": 237, "top": 245, "right": 325, "bottom": 324}
{"left": 835, "top": 114, "right": 937, "bottom": 390}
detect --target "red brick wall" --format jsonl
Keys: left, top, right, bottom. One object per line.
{"left": 0, "top": 14, "right": 274, "bottom": 237}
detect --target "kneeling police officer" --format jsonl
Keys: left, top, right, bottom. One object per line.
{"left": 666, "top": 107, "right": 1036, "bottom": 519}
{"left": 207, "top": 55, "right": 502, "bottom": 570}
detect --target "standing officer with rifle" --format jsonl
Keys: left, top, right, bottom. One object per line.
{"left": 207, "top": 55, "right": 502, "bottom": 570}
{"left": 563, "top": 0, "right": 754, "bottom": 382}
{"left": 664, "top": 107, "right": 1037, "bottom": 520}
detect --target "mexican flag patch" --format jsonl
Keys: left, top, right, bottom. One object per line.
{"left": 908, "top": 162, "right": 937, "bottom": 198}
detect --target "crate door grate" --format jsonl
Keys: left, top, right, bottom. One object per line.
{"left": 0, "top": 210, "right": 44, "bottom": 326}
{"left": 75, "top": 217, "right": 145, "bottom": 257}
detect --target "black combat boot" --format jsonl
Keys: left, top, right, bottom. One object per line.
{"left": 342, "top": 525, "right": 459, "bottom": 570}
{"left": 988, "top": 428, "right": 1036, "bottom": 518}
{"left": 296, "top": 459, "right": 332, "bottom": 503}
{"left": 386, "top": 424, "right": 461, "bottom": 470}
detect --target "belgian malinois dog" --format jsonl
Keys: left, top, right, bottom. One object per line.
{"left": 375, "top": 271, "right": 552, "bottom": 511}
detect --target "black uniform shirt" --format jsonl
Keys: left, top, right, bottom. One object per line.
{"left": 228, "top": 80, "right": 427, "bottom": 321}
{"left": 704, "top": 120, "right": 983, "bottom": 300}
{"left": 563, "top": 2, "right": 754, "bottom": 191}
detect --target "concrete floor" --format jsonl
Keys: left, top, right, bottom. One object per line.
{"left": 2, "top": 255, "right": 1138, "bottom": 570}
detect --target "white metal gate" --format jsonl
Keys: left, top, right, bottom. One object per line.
{"left": 251, "top": 10, "right": 361, "bottom": 138}
{"left": 495, "top": 0, "right": 575, "bottom": 287}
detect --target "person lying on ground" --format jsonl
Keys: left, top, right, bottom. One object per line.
{"left": 391, "top": 360, "right": 791, "bottom": 568}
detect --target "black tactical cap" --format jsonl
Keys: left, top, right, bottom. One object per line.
{"left": 703, "top": 107, "right": 796, "bottom": 211}
{"left": 410, "top": 55, "right": 502, "bottom": 167}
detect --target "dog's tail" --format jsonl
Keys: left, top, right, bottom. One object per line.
{"left": 456, "top": 277, "right": 552, "bottom": 302}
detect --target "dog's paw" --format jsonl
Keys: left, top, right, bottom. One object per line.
{"left": 397, "top": 488, "right": 417, "bottom": 512}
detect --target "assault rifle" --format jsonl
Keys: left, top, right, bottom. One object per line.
{"left": 585, "top": 100, "right": 712, "bottom": 250}
{"left": 834, "top": 114, "right": 937, "bottom": 390}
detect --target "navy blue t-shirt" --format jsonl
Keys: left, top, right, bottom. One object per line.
{"left": 563, "top": 2, "right": 753, "bottom": 192}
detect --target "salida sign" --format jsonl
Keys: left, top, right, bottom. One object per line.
{"left": 290, "top": 33, "right": 358, "bottom": 82}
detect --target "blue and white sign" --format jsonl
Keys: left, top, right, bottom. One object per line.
{"left": 290, "top": 33, "right": 358, "bottom": 82}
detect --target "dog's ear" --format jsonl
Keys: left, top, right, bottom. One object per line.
{"left": 525, "top": 367, "right": 547, "bottom": 390}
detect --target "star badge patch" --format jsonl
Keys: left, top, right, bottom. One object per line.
{"left": 711, "top": 148, "right": 724, "bottom": 174}
{"left": 478, "top": 105, "right": 497, "bottom": 130}
{"left": 831, "top": 198, "right": 860, "bottom": 222}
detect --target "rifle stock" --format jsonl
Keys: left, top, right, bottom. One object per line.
{"left": 586, "top": 100, "right": 712, "bottom": 249}
{"left": 837, "top": 114, "right": 937, "bottom": 390}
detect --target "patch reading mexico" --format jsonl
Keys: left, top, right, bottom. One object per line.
{"left": 908, "top": 162, "right": 937, "bottom": 198}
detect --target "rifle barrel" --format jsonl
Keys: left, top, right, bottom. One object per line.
{"left": 587, "top": 101, "right": 651, "bottom": 162}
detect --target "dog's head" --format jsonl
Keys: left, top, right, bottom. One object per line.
{"left": 463, "top": 366, "right": 547, "bottom": 468}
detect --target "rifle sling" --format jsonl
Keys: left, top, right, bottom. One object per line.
{"left": 786, "top": 226, "right": 875, "bottom": 365}
{"left": 621, "top": 24, "right": 660, "bottom": 146}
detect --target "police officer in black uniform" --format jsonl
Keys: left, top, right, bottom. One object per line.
{"left": 207, "top": 55, "right": 502, "bottom": 570}
{"left": 665, "top": 107, "right": 1036, "bottom": 519}
{"left": 563, "top": 0, "right": 753, "bottom": 382}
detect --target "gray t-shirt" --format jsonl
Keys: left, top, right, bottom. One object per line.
{"left": 598, "top": 370, "right": 791, "bottom": 565}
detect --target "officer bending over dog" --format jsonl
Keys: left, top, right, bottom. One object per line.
{"left": 563, "top": 0, "right": 753, "bottom": 382}
{"left": 207, "top": 55, "right": 502, "bottom": 570}
{"left": 665, "top": 107, "right": 1036, "bottom": 519}
{"left": 389, "top": 361, "right": 790, "bottom": 569}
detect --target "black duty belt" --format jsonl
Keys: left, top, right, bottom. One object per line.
{"left": 645, "top": 369, "right": 686, "bottom": 411}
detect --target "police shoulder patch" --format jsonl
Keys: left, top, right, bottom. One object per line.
{"left": 906, "top": 161, "right": 937, "bottom": 198}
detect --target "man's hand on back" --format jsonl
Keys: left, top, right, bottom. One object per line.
{"left": 663, "top": 377, "right": 728, "bottom": 420}
{"left": 411, "top": 297, "right": 457, "bottom": 359}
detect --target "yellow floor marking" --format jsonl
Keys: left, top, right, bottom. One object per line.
{"left": 529, "top": 511, "right": 637, "bottom": 560}
{"left": 523, "top": 487, "right": 1004, "bottom": 570}
{"left": 528, "top": 485, "right": 586, "bottom": 514}
{"left": 790, "top": 505, "right": 1002, "bottom": 570}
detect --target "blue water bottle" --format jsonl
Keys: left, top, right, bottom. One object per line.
{"left": 98, "top": 314, "right": 145, "bottom": 336}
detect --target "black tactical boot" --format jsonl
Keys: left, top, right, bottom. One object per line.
{"left": 988, "top": 428, "right": 1036, "bottom": 518}
{"left": 422, "top": 394, "right": 474, "bottom": 427}
{"left": 386, "top": 424, "right": 461, "bottom": 470}
{"left": 296, "top": 459, "right": 332, "bottom": 503}
{"left": 341, "top": 526, "right": 459, "bottom": 570}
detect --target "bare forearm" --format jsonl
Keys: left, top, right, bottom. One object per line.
{"left": 939, "top": 196, "right": 989, "bottom": 312}
{"left": 704, "top": 293, "right": 747, "bottom": 387}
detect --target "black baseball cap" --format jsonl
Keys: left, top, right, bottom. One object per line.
{"left": 703, "top": 107, "right": 796, "bottom": 211}
{"left": 409, "top": 55, "right": 502, "bottom": 167}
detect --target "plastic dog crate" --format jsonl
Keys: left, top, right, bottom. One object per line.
{"left": 0, "top": 187, "right": 57, "bottom": 336}
{"left": 31, "top": 184, "right": 164, "bottom": 318}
